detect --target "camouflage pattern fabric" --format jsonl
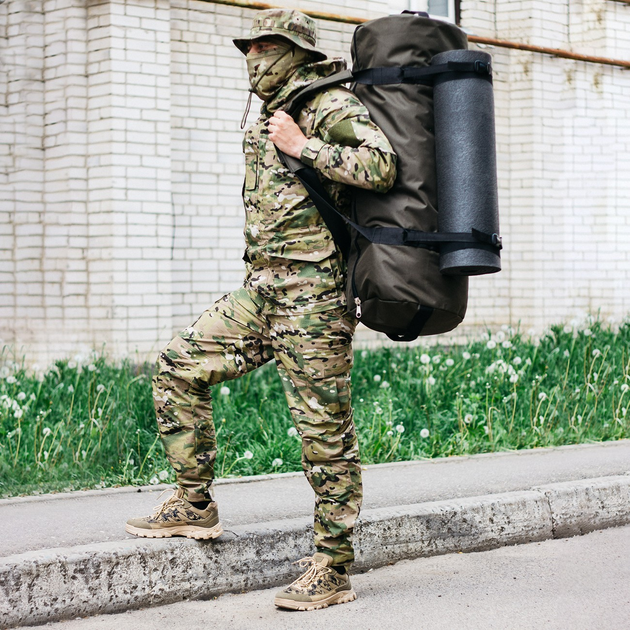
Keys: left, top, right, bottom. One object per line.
{"left": 152, "top": 47, "right": 396, "bottom": 567}
{"left": 233, "top": 8, "right": 328, "bottom": 60}
{"left": 153, "top": 256, "right": 362, "bottom": 566}
{"left": 243, "top": 57, "right": 397, "bottom": 263}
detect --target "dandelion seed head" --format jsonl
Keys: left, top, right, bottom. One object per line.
{"left": 373, "top": 374, "right": 382, "bottom": 382}
{"left": 563, "top": 349, "right": 570, "bottom": 358}
{"left": 158, "top": 470, "right": 169, "bottom": 481}
{"left": 96, "top": 384, "right": 105, "bottom": 393}
{"left": 538, "top": 392, "right": 548, "bottom": 401}
{"left": 219, "top": 386, "right": 230, "bottom": 396}
{"left": 17, "top": 392, "right": 26, "bottom": 401}
{"left": 150, "top": 476, "right": 159, "bottom": 485}
{"left": 510, "top": 374, "right": 519, "bottom": 384}
{"left": 420, "top": 354, "right": 431, "bottom": 365}
{"left": 592, "top": 349, "right": 602, "bottom": 357}
{"left": 396, "top": 424, "right": 405, "bottom": 433}
{"left": 380, "top": 381, "right": 390, "bottom": 389}
{"left": 420, "top": 428, "right": 430, "bottom": 438}
{"left": 387, "top": 430, "right": 393, "bottom": 436}
{"left": 6, "top": 376, "right": 16, "bottom": 384}
{"left": 427, "top": 376, "right": 436, "bottom": 386}
{"left": 272, "top": 458, "right": 283, "bottom": 467}
{"left": 502, "top": 340, "right": 512, "bottom": 349}
{"left": 43, "top": 427, "right": 52, "bottom": 436}
{"left": 243, "top": 450, "right": 253, "bottom": 460}
{"left": 68, "top": 384, "right": 74, "bottom": 393}
{"left": 67, "top": 361, "right": 77, "bottom": 369}
{"left": 287, "top": 427, "right": 299, "bottom": 437}
{"left": 583, "top": 328, "right": 592, "bottom": 336}
{"left": 87, "top": 364, "right": 97, "bottom": 372}
{"left": 621, "top": 384, "right": 629, "bottom": 393}
{"left": 486, "top": 340, "right": 497, "bottom": 350}
{"left": 462, "top": 352, "right": 471, "bottom": 360}
{"left": 563, "top": 325, "right": 572, "bottom": 334}
{"left": 464, "top": 414, "right": 473, "bottom": 424}
{"left": 445, "top": 358, "right": 454, "bottom": 367}
{"left": 432, "top": 355, "right": 441, "bottom": 364}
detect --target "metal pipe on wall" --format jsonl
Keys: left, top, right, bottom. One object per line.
{"left": 202, "top": 0, "right": 630, "bottom": 69}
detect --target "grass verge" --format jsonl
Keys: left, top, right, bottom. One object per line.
{"left": 1, "top": 319, "right": 628, "bottom": 497}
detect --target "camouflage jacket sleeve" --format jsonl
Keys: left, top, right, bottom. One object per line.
{"left": 298, "top": 88, "right": 397, "bottom": 193}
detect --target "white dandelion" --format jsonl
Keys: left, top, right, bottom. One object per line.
{"left": 243, "top": 450, "right": 254, "bottom": 460}
{"left": 287, "top": 427, "right": 299, "bottom": 437}
{"left": 272, "top": 458, "right": 283, "bottom": 467}
{"left": 420, "top": 428, "right": 430, "bottom": 439}
{"left": 420, "top": 354, "right": 431, "bottom": 365}
{"left": 219, "top": 386, "right": 230, "bottom": 396}
{"left": 373, "top": 374, "right": 382, "bottom": 383}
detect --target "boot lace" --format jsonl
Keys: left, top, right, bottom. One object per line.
{"left": 151, "top": 489, "right": 186, "bottom": 520}
{"left": 291, "top": 557, "right": 332, "bottom": 589}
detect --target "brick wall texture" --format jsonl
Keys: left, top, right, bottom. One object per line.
{"left": 1, "top": 0, "right": 629, "bottom": 363}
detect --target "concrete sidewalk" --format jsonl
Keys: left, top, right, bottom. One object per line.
{"left": 2, "top": 441, "right": 630, "bottom": 628}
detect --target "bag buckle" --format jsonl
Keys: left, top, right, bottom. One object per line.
{"left": 474, "top": 60, "right": 492, "bottom": 76}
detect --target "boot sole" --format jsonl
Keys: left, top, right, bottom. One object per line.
{"left": 274, "top": 589, "right": 357, "bottom": 611}
{"left": 125, "top": 522, "right": 223, "bottom": 540}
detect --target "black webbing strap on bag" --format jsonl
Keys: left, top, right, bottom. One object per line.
{"left": 279, "top": 151, "right": 502, "bottom": 259}
{"left": 277, "top": 62, "right": 501, "bottom": 261}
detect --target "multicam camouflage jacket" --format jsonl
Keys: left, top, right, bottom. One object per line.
{"left": 243, "top": 58, "right": 397, "bottom": 263}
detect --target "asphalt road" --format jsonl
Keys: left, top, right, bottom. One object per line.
{"left": 25, "top": 524, "right": 630, "bottom": 630}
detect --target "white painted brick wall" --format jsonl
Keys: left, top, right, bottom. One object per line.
{"left": 1, "top": 0, "right": 630, "bottom": 363}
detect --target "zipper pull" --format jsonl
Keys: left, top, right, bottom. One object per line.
{"left": 354, "top": 297, "right": 362, "bottom": 319}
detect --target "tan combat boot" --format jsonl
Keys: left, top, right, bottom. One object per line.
{"left": 125, "top": 487, "right": 223, "bottom": 540}
{"left": 274, "top": 552, "right": 357, "bottom": 611}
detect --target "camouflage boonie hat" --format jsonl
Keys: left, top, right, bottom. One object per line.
{"left": 233, "top": 9, "right": 327, "bottom": 60}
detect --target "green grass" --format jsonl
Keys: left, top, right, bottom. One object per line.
{"left": 1, "top": 318, "right": 629, "bottom": 498}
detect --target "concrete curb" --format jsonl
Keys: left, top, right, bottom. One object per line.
{"left": 2, "top": 474, "right": 629, "bottom": 628}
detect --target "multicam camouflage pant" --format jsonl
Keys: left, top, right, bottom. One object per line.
{"left": 153, "top": 255, "right": 362, "bottom": 566}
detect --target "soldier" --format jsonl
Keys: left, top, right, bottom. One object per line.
{"left": 126, "top": 8, "right": 396, "bottom": 610}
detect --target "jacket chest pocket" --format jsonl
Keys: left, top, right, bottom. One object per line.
{"left": 243, "top": 129, "right": 258, "bottom": 191}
